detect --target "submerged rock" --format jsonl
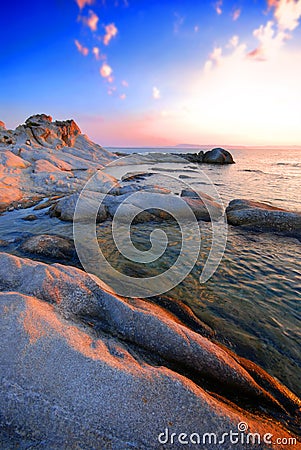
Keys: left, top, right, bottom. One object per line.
{"left": 50, "top": 192, "right": 108, "bottom": 222}
{"left": 0, "top": 252, "right": 299, "bottom": 448}
{"left": 203, "top": 147, "right": 235, "bottom": 164}
{"left": 22, "top": 214, "right": 38, "bottom": 221}
{"left": 20, "top": 234, "right": 75, "bottom": 260}
{"left": 226, "top": 199, "right": 301, "bottom": 238}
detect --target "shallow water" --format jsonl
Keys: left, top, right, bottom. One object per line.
{"left": 0, "top": 147, "right": 300, "bottom": 397}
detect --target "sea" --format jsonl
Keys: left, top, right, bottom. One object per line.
{"left": 0, "top": 147, "right": 300, "bottom": 397}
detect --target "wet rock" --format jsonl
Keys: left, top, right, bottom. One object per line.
{"left": 22, "top": 214, "right": 38, "bottom": 221}
{"left": 203, "top": 147, "right": 235, "bottom": 164}
{"left": 20, "top": 234, "right": 75, "bottom": 260}
{"left": 0, "top": 120, "right": 6, "bottom": 129}
{"left": 174, "top": 151, "right": 204, "bottom": 163}
{"left": 50, "top": 192, "right": 108, "bottom": 222}
{"left": 226, "top": 199, "right": 301, "bottom": 237}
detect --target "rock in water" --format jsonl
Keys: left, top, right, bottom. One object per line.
{"left": 226, "top": 199, "right": 301, "bottom": 238}
{"left": 20, "top": 234, "right": 75, "bottom": 260}
{"left": 203, "top": 147, "right": 235, "bottom": 164}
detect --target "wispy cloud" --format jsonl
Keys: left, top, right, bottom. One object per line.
{"left": 76, "top": 0, "right": 94, "bottom": 10}
{"left": 103, "top": 23, "right": 118, "bottom": 45}
{"left": 81, "top": 10, "right": 99, "bottom": 32}
{"left": 74, "top": 39, "right": 89, "bottom": 56}
{"left": 121, "top": 80, "right": 129, "bottom": 87}
{"left": 100, "top": 62, "right": 113, "bottom": 79}
{"left": 173, "top": 12, "right": 185, "bottom": 34}
{"left": 92, "top": 46, "right": 103, "bottom": 60}
{"left": 152, "top": 86, "right": 161, "bottom": 100}
{"left": 214, "top": 0, "right": 223, "bottom": 15}
{"left": 232, "top": 8, "right": 241, "bottom": 21}
{"left": 120, "top": 93, "right": 126, "bottom": 100}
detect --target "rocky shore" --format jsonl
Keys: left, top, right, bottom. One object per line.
{"left": 0, "top": 115, "right": 300, "bottom": 448}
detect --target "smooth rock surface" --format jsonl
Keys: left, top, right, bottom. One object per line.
{"left": 203, "top": 147, "right": 235, "bottom": 164}
{"left": 226, "top": 199, "right": 301, "bottom": 237}
{"left": 0, "top": 252, "right": 298, "bottom": 448}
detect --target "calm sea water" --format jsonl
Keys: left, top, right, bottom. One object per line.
{"left": 0, "top": 147, "right": 300, "bottom": 396}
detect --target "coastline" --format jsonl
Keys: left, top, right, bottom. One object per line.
{"left": 0, "top": 115, "right": 300, "bottom": 448}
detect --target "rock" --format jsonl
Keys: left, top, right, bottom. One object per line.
{"left": 0, "top": 114, "right": 116, "bottom": 211}
{"left": 0, "top": 252, "right": 299, "bottom": 448}
{"left": 174, "top": 151, "right": 204, "bottom": 163}
{"left": 50, "top": 192, "right": 108, "bottom": 222}
{"left": 0, "top": 239, "right": 9, "bottom": 247}
{"left": 20, "top": 234, "right": 75, "bottom": 260}
{"left": 226, "top": 199, "right": 301, "bottom": 238}
{"left": 0, "top": 120, "right": 6, "bottom": 129}
{"left": 203, "top": 147, "right": 235, "bottom": 164}
{"left": 105, "top": 190, "right": 223, "bottom": 223}
{"left": 22, "top": 214, "right": 38, "bottom": 221}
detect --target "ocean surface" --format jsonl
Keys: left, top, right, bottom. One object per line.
{"left": 0, "top": 147, "right": 300, "bottom": 396}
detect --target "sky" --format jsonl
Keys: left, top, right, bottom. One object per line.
{"left": 1, "top": 0, "right": 301, "bottom": 146}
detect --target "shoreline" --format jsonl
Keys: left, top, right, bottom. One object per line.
{"left": 0, "top": 115, "right": 300, "bottom": 448}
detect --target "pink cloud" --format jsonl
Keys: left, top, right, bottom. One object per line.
{"left": 232, "top": 8, "right": 241, "bottom": 21}
{"left": 100, "top": 63, "right": 113, "bottom": 78}
{"left": 92, "top": 46, "right": 106, "bottom": 61}
{"left": 121, "top": 80, "right": 129, "bottom": 87}
{"left": 74, "top": 39, "right": 89, "bottom": 56}
{"left": 248, "top": 20, "right": 288, "bottom": 60}
{"left": 268, "top": 0, "right": 301, "bottom": 31}
{"left": 81, "top": 10, "right": 99, "bottom": 32}
{"left": 120, "top": 94, "right": 126, "bottom": 100}
{"left": 76, "top": 0, "right": 94, "bottom": 10}
{"left": 103, "top": 23, "right": 118, "bottom": 45}
{"left": 214, "top": 0, "right": 223, "bottom": 15}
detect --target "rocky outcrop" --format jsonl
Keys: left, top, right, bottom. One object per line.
{"left": 0, "top": 252, "right": 299, "bottom": 448}
{"left": 226, "top": 199, "right": 301, "bottom": 238}
{"left": 0, "top": 114, "right": 116, "bottom": 212}
{"left": 203, "top": 147, "right": 235, "bottom": 164}
{"left": 0, "top": 120, "right": 5, "bottom": 129}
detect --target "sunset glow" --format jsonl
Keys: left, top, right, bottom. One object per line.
{"left": 1, "top": 0, "right": 301, "bottom": 146}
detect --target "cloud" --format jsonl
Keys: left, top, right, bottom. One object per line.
{"left": 76, "top": 0, "right": 94, "bottom": 10}
{"left": 248, "top": 20, "right": 288, "bottom": 60}
{"left": 81, "top": 10, "right": 99, "bottom": 32}
{"left": 268, "top": 0, "right": 301, "bottom": 31}
{"left": 121, "top": 80, "right": 129, "bottom": 87}
{"left": 100, "top": 63, "right": 113, "bottom": 78}
{"left": 232, "top": 8, "right": 241, "bottom": 21}
{"left": 103, "top": 23, "right": 118, "bottom": 45}
{"left": 194, "top": 25, "right": 199, "bottom": 33}
{"left": 152, "top": 86, "right": 161, "bottom": 100}
{"left": 92, "top": 47, "right": 106, "bottom": 61}
{"left": 214, "top": 1, "right": 222, "bottom": 15}
{"left": 174, "top": 12, "right": 185, "bottom": 34}
{"left": 74, "top": 39, "right": 89, "bottom": 56}
{"left": 120, "top": 93, "right": 126, "bottom": 100}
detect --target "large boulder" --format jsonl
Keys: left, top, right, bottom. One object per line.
{"left": 226, "top": 199, "right": 301, "bottom": 238}
{"left": 203, "top": 147, "right": 235, "bottom": 164}
{"left": 0, "top": 252, "right": 299, "bottom": 448}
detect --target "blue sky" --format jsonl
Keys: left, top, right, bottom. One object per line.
{"left": 1, "top": 0, "right": 301, "bottom": 146}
